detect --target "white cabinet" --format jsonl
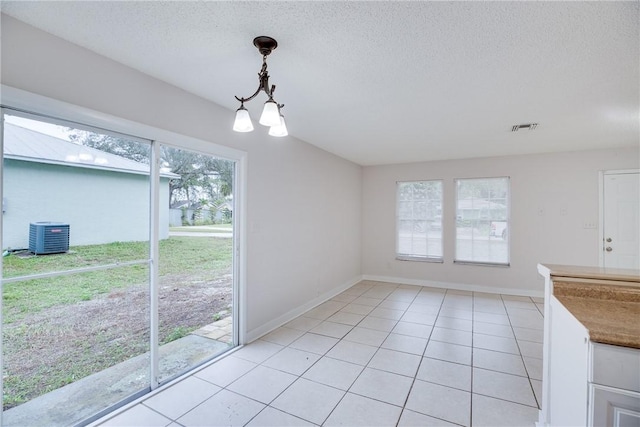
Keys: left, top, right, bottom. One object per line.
{"left": 547, "top": 296, "right": 590, "bottom": 426}
{"left": 544, "top": 299, "right": 640, "bottom": 427}
{"left": 590, "top": 386, "right": 640, "bottom": 427}
{"left": 590, "top": 343, "right": 640, "bottom": 427}
{"left": 538, "top": 264, "right": 640, "bottom": 427}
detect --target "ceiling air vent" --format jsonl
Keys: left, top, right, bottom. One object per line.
{"left": 512, "top": 123, "right": 538, "bottom": 132}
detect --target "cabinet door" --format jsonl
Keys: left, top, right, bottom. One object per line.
{"left": 591, "top": 342, "right": 640, "bottom": 393}
{"left": 591, "top": 385, "right": 640, "bottom": 427}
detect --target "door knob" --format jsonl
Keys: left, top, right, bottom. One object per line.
{"left": 605, "top": 247, "right": 613, "bottom": 252}
{"left": 606, "top": 238, "right": 612, "bottom": 242}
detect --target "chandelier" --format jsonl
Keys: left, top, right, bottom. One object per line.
{"left": 233, "top": 36, "right": 288, "bottom": 137}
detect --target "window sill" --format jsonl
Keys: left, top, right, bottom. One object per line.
{"left": 453, "top": 260, "right": 510, "bottom": 267}
{"left": 396, "top": 256, "right": 444, "bottom": 263}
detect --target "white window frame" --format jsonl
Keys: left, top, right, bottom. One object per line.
{"left": 396, "top": 180, "right": 444, "bottom": 263}
{"left": 454, "top": 176, "right": 510, "bottom": 267}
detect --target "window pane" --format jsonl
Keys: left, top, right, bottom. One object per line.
{"left": 2, "top": 114, "right": 151, "bottom": 423}
{"left": 2, "top": 115, "right": 150, "bottom": 278}
{"left": 158, "top": 146, "right": 235, "bottom": 383}
{"left": 455, "top": 177, "right": 509, "bottom": 265}
{"left": 2, "top": 265, "right": 150, "bottom": 424}
{"left": 396, "top": 180, "right": 443, "bottom": 260}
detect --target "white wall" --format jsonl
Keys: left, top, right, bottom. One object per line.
{"left": 0, "top": 15, "right": 363, "bottom": 340}
{"left": 5, "top": 13, "right": 633, "bottom": 329}
{"left": 362, "top": 148, "right": 640, "bottom": 295}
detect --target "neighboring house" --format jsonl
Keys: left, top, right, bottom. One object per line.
{"left": 2, "top": 123, "right": 178, "bottom": 250}
{"left": 169, "top": 200, "right": 233, "bottom": 226}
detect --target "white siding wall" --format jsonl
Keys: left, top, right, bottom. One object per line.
{"left": 2, "top": 159, "right": 171, "bottom": 249}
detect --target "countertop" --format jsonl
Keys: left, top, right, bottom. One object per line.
{"left": 539, "top": 264, "right": 640, "bottom": 349}
{"left": 541, "top": 263, "right": 640, "bottom": 284}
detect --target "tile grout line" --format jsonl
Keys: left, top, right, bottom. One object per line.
{"left": 501, "top": 294, "right": 542, "bottom": 411}
{"left": 101, "top": 283, "right": 541, "bottom": 426}
{"left": 275, "top": 287, "right": 529, "bottom": 424}
{"left": 393, "top": 285, "right": 426, "bottom": 426}
{"left": 470, "top": 291, "right": 475, "bottom": 427}
{"left": 316, "top": 290, "right": 386, "bottom": 426}
{"left": 316, "top": 281, "right": 403, "bottom": 426}
{"left": 336, "top": 282, "right": 411, "bottom": 427}
{"left": 238, "top": 282, "right": 381, "bottom": 426}
{"left": 525, "top": 295, "right": 544, "bottom": 410}
{"left": 396, "top": 288, "right": 447, "bottom": 426}
{"left": 232, "top": 284, "right": 379, "bottom": 427}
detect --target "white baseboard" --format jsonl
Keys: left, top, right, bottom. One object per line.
{"left": 362, "top": 274, "right": 544, "bottom": 298}
{"left": 245, "top": 275, "right": 363, "bottom": 343}
{"left": 534, "top": 411, "right": 548, "bottom": 427}
{"left": 245, "top": 273, "right": 543, "bottom": 342}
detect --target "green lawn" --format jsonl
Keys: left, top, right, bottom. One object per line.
{"left": 169, "top": 224, "right": 232, "bottom": 232}
{"left": 2, "top": 237, "right": 232, "bottom": 324}
{"left": 2, "top": 236, "right": 233, "bottom": 409}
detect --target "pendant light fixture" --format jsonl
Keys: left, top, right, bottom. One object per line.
{"left": 233, "top": 36, "right": 288, "bottom": 137}
{"left": 232, "top": 103, "right": 253, "bottom": 132}
{"left": 268, "top": 111, "right": 288, "bottom": 137}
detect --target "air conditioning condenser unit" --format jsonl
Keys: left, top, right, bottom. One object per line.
{"left": 29, "top": 222, "right": 70, "bottom": 255}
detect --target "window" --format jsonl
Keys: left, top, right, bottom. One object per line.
{"left": 397, "top": 180, "right": 443, "bottom": 262}
{"left": 455, "top": 177, "right": 510, "bottom": 266}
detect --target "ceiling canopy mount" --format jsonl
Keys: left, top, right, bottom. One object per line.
{"left": 253, "top": 36, "right": 278, "bottom": 56}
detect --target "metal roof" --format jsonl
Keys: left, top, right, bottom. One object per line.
{"left": 3, "top": 123, "right": 178, "bottom": 178}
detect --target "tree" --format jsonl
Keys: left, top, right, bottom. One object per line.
{"left": 161, "top": 148, "right": 233, "bottom": 207}
{"left": 67, "top": 130, "right": 233, "bottom": 207}
{"left": 456, "top": 178, "right": 508, "bottom": 200}
{"left": 68, "top": 131, "right": 149, "bottom": 163}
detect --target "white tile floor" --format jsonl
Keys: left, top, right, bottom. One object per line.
{"left": 97, "top": 281, "right": 544, "bottom": 427}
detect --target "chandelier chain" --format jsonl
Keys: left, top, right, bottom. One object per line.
{"left": 261, "top": 55, "right": 268, "bottom": 74}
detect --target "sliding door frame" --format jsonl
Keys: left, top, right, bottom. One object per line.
{"left": 149, "top": 139, "right": 161, "bottom": 390}
{"left": 0, "top": 107, "right": 5, "bottom": 427}
{"left": 0, "top": 85, "right": 247, "bottom": 422}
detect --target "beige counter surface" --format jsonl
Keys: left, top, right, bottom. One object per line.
{"left": 554, "top": 281, "right": 640, "bottom": 349}
{"left": 540, "top": 264, "right": 640, "bottom": 349}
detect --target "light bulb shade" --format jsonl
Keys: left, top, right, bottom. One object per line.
{"left": 233, "top": 106, "right": 253, "bottom": 132}
{"left": 268, "top": 115, "right": 288, "bottom": 137}
{"left": 259, "top": 100, "right": 281, "bottom": 127}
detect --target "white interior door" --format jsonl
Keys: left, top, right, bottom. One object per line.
{"left": 602, "top": 171, "right": 640, "bottom": 269}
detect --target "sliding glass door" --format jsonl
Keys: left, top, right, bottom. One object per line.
{"left": 157, "top": 145, "right": 236, "bottom": 383}
{"left": 0, "top": 109, "right": 238, "bottom": 426}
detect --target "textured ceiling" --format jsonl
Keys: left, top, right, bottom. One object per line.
{"left": 1, "top": 1, "right": 638, "bottom": 165}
